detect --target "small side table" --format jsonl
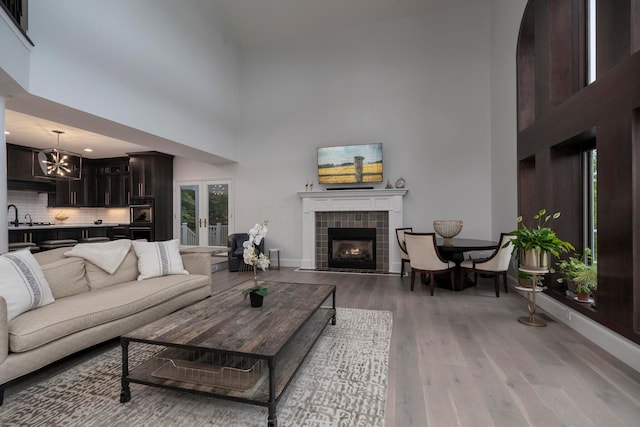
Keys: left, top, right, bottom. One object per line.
{"left": 516, "top": 267, "right": 548, "bottom": 327}
{"left": 268, "top": 248, "right": 281, "bottom": 270}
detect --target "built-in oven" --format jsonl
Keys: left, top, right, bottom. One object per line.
{"left": 130, "top": 199, "right": 153, "bottom": 225}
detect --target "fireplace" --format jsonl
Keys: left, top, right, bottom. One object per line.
{"left": 328, "top": 228, "right": 376, "bottom": 269}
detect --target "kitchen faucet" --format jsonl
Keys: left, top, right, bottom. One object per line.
{"left": 8, "top": 204, "right": 19, "bottom": 227}
{"left": 25, "top": 213, "right": 33, "bottom": 226}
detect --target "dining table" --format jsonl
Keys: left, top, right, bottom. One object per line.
{"left": 434, "top": 237, "right": 499, "bottom": 291}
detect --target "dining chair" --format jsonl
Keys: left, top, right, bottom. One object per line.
{"left": 404, "top": 232, "right": 456, "bottom": 295}
{"left": 459, "top": 233, "right": 515, "bottom": 297}
{"left": 395, "top": 227, "right": 413, "bottom": 278}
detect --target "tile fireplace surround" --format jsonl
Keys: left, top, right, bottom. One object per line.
{"left": 298, "top": 189, "right": 408, "bottom": 273}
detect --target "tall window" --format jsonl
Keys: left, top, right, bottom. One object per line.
{"left": 584, "top": 148, "right": 597, "bottom": 260}
{"left": 587, "top": 0, "right": 597, "bottom": 83}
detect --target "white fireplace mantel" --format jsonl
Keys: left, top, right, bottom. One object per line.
{"left": 298, "top": 189, "right": 408, "bottom": 272}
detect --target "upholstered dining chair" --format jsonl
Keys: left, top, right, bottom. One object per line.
{"left": 395, "top": 227, "right": 413, "bottom": 278}
{"left": 404, "top": 232, "right": 456, "bottom": 295}
{"left": 459, "top": 233, "right": 515, "bottom": 297}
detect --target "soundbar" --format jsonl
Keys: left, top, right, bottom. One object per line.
{"left": 326, "top": 186, "right": 374, "bottom": 191}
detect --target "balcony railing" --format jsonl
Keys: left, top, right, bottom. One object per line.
{"left": 1, "top": 0, "right": 33, "bottom": 45}
{"left": 180, "top": 223, "right": 228, "bottom": 247}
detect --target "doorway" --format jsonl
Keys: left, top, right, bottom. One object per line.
{"left": 176, "top": 180, "right": 233, "bottom": 247}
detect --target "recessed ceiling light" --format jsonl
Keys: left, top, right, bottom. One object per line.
{"left": 84, "top": 148, "right": 93, "bottom": 152}
{"left": 4, "top": 131, "right": 9, "bottom": 135}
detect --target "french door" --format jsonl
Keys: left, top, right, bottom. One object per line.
{"left": 177, "top": 180, "right": 233, "bottom": 247}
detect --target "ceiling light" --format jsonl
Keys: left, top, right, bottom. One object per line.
{"left": 84, "top": 148, "right": 93, "bottom": 152}
{"left": 4, "top": 131, "right": 9, "bottom": 135}
{"left": 33, "top": 130, "right": 82, "bottom": 180}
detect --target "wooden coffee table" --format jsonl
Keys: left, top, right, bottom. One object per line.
{"left": 120, "top": 281, "right": 336, "bottom": 427}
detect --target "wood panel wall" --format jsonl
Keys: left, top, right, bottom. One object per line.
{"left": 517, "top": 0, "right": 640, "bottom": 344}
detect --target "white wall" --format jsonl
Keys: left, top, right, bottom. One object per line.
{"left": 24, "top": 0, "right": 240, "bottom": 162}
{"left": 175, "top": 3, "right": 495, "bottom": 265}
{"left": 489, "top": 0, "right": 528, "bottom": 238}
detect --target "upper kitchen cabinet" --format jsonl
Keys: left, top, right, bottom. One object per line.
{"left": 6, "top": 143, "right": 55, "bottom": 192}
{"left": 128, "top": 152, "right": 173, "bottom": 199}
{"left": 50, "top": 162, "right": 93, "bottom": 207}
{"left": 96, "top": 157, "right": 130, "bottom": 207}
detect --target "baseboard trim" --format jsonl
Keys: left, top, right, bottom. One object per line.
{"left": 514, "top": 286, "right": 640, "bottom": 373}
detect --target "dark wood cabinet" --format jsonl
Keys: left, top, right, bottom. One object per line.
{"left": 129, "top": 152, "right": 173, "bottom": 199}
{"left": 6, "top": 143, "right": 55, "bottom": 192}
{"left": 51, "top": 163, "right": 92, "bottom": 207}
{"left": 96, "top": 158, "right": 130, "bottom": 207}
{"left": 128, "top": 152, "right": 174, "bottom": 241}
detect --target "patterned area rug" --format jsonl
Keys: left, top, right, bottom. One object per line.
{"left": 1, "top": 307, "right": 391, "bottom": 426}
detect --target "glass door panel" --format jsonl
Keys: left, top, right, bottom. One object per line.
{"left": 207, "top": 183, "right": 229, "bottom": 246}
{"left": 179, "top": 184, "right": 200, "bottom": 246}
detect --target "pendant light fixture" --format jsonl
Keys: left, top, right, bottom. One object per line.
{"left": 33, "top": 130, "right": 83, "bottom": 180}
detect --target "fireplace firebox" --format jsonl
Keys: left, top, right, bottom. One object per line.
{"left": 328, "top": 228, "right": 376, "bottom": 269}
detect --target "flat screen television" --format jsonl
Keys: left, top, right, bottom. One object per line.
{"left": 317, "top": 143, "right": 383, "bottom": 185}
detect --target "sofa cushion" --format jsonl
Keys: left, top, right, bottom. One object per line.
{"left": 8, "top": 273, "right": 210, "bottom": 352}
{"left": 33, "top": 247, "right": 69, "bottom": 265}
{"left": 64, "top": 239, "right": 132, "bottom": 274}
{"left": 0, "top": 250, "right": 55, "bottom": 321}
{"left": 40, "top": 257, "right": 90, "bottom": 299}
{"left": 85, "top": 248, "right": 139, "bottom": 290}
{"left": 132, "top": 239, "right": 188, "bottom": 280}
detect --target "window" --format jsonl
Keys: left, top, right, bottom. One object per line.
{"left": 587, "top": 0, "right": 596, "bottom": 83}
{"left": 584, "top": 148, "right": 597, "bottom": 260}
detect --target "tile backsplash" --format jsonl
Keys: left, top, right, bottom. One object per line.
{"left": 7, "top": 191, "right": 129, "bottom": 225}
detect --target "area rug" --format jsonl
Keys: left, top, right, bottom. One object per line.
{"left": 1, "top": 307, "right": 392, "bottom": 426}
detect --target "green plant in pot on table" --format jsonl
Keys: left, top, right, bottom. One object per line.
{"left": 241, "top": 220, "right": 270, "bottom": 307}
{"left": 555, "top": 248, "right": 597, "bottom": 302}
{"left": 504, "top": 209, "right": 574, "bottom": 271}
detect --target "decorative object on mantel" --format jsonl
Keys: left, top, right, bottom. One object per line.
{"left": 385, "top": 179, "right": 393, "bottom": 189}
{"left": 433, "top": 220, "right": 463, "bottom": 245}
{"left": 395, "top": 177, "right": 406, "bottom": 188}
{"left": 54, "top": 211, "right": 69, "bottom": 223}
{"left": 34, "top": 130, "right": 83, "bottom": 181}
{"left": 309, "top": 181, "right": 313, "bottom": 191}
{"left": 241, "top": 220, "right": 270, "bottom": 307}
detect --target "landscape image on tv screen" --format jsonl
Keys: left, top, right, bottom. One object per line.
{"left": 317, "top": 143, "right": 383, "bottom": 184}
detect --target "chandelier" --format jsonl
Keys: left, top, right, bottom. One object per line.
{"left": 34, "top": 130, "right": 82, "bottom": 180}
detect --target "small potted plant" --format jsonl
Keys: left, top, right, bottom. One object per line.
{"left": 241, "top": 220, "right": 270, "bottom": 307}
{"left": 504, "top": 209, "right": 574, "bottom": 271}
{"left": 555, "top": 248, "right": 597, "bottom": 302}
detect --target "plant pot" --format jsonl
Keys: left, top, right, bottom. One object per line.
{"left": 520, "top": 249, "right": 549, "bottom": 271}
{"left": 518, "top": 277, "right": 534, "bottom": 288}
{"left": 249, "top": 291, "right": 264, "bottom": 307}
{"left": 577, "top": 292, "right": 590, "bottom": 302}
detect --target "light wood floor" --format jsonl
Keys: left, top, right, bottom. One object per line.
{"left": 218, "top": 267, "right": 640, "bottom": 427}
{"left": 7, "top": 267, "right": 640, "bottom": 426}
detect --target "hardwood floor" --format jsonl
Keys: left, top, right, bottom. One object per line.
{"left": 218, "top": 267, "right": 640, "bottom": 427}
{"left": 6, "top": 267, "right": 640, "bottom": 426}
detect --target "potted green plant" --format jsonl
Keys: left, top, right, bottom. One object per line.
{"left": 555, "top": 248, "right": 597, "bottom": 302}
{"left": 504, "top": 209, "right": 574, "bottom": 270}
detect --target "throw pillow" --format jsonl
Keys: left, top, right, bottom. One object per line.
{"left": 0, "top": 249, "right": 55, "bottom": 320}
{"left": 131, "top": 239, "right": 188, "bottom": 280}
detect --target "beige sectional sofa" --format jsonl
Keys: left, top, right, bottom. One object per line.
{"left": 0, "top": 244, "right": 212, "bottom": 404}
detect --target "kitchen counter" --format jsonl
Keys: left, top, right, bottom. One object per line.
{"left": 8, "top": 223, "right": 121, "bottom": 230}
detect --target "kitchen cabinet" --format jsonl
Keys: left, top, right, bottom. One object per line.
{"left": 129, "top": 152, "right": 173, "bottom": 241}
{"left": 129, "top": 152, "right": 173, "bottom": 199}
{"left": 51, "top": 163, "right": 92, "bottom": 207}
{"left": 96, "top": 158, "right": 130, "bottom": 207}
{"left": 8, "top": 229, "right": 53, "bottom": 244}
{"left": 6, "top": 143, "right": 56, "bottom": 192}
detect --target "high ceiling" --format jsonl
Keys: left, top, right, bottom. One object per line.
{"left": 5, "top": 0, "right": 484, "bottom": 159}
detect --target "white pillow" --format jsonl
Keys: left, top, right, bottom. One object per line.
{"left": 64, "top": 239, "right": 132, "bottom": 274}
{"left": 0, "top": 249, "right": 55, "bottom": 320}
{"left": 131, "top": 239, "right": 188, "bottom": 280}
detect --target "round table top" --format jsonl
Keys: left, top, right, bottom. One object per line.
{"left": 435, "top": 237, "right": 498, "bottom": 252}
